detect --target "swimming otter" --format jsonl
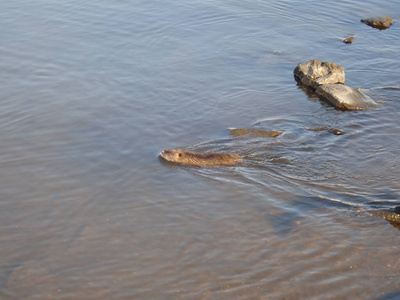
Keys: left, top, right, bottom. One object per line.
{"left": 159, "top": 148, "right": 243, "bottom": 167}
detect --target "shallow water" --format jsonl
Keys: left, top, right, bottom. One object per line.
{"left": 1, "top": 0, "right": 400, "bottom": 299}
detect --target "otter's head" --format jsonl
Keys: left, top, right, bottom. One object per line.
{"left": 159, "top": 148, "right": 187, "bottom": 163}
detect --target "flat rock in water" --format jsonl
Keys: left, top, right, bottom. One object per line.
{"left": 361, "top": 16, "right": 394, "bottom": 30}
{"left": 229, "top": 128, "right": 282, "bottom": 138}
{"left": 316, "top": 84, "right": 377, "bottom": 110}
{"left": 294, "top": 60, "right": 345, "bottom": 89}
{"left": 307, "top": 126, "right": 329, "bottom": 132}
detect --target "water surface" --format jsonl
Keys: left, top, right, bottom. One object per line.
{"left": 1, "top": 0, "right": 400, "bottom": 299}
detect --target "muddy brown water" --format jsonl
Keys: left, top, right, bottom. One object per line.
{"left": 1, "top": 0, "right": 400, "bottom": 299}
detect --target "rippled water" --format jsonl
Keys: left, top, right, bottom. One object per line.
{"left": 1, "top": 0, "right": 400, "bottom": 299}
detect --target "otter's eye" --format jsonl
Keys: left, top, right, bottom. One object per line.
{"left": 178, "top": 153, "right": 182, "bottom": 157}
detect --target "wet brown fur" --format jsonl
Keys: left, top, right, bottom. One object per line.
{"left": 160, "top": 148, "right": 243, "bottom": 167}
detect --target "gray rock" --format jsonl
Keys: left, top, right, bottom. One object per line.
{"left": 361, "top": 16, "right": 394, "bottom": 30}
{"left": 294, "top": 60, "right": 345, "bottom": 89}
{"left": 316, "top": 84, "right": 377, "bottom": 110}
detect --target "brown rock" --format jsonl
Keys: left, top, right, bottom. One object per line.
{"left": 361, "top": 16, "right": 394, "bottom": 30}
{"left": 229, "top": 128, "right": 282, "bottom": 138}
{"left": 307, "top": 126, "right": 329, "bottom": 132}
{"left": 342, "top": 36, "right": 355, "bottom": 44}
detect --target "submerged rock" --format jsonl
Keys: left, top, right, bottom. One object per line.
{"left": 316, "top": 84, "right": 377, "bottom": 110}
{"left": 329, "top": 128, "right": 346, "bottom": 135}
{"left": 307, "top": 127, "right": 345, "bottom": 135}
{"left": 361, "top": 16, "right": 394, "bottom": 30}
{"left": 229, "top": 128, "right": 282, "bottom": 138}
{"left": 307, "top": 126, "right": 329, "bottom": 132}
{"left": 294, "top": 60, "right": 345, "bottom": 89}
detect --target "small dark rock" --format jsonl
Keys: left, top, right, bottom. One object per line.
{"left": 361, "top": 16, "right": 394, "bottom": 30}
{"left": 342, "top": 36, "right": 355, "bottom": 44}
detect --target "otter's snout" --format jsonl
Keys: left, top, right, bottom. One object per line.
{"left": 160, "top": 149, "right": 171, "bottom": 156}
{"left": 159, "top": 149, "right": 174, "bottom": 161}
